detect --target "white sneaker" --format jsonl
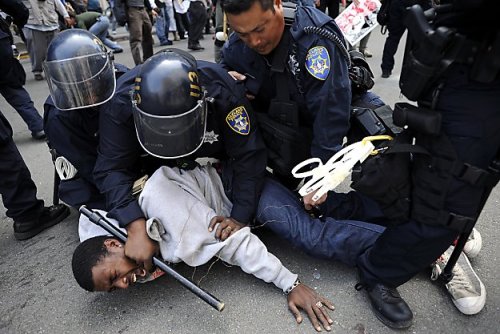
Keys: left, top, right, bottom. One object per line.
{"left": 463, "top": 228, "right": 482, "bottom": 259}
{"left": 431, "top": 246, "right": 486, "bottom": 315}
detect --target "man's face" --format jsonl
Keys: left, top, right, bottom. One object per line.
{"left": 91, "top": 239, "right": 148, "bottom": 292}
{"left": 226, "top": 0, "right": 285, "bottom": 55}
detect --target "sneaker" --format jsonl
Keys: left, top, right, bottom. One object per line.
{"left": 112, "top": 48, "right": 124, "bottom": 54}
{"left": 360, "top": 48, "right": 373, "bottom": 58}
{"left": 13, "top": 204, "right": 70, "bottom": 240}
{"left": 356, "top": 283, "right": 413, "bottom": 329}
{"left": 381, "top": 70, "right": 391, "bottom": 78}
{"left": 34, "top": 73, "right": 44, "bottom": 81}
{"left": 431, "top": 246, "right": 486, "bottom": 315}
{"left": 462, "top": 228, "right": 482, "bottom": 259}
{"left": 160, "top": 40, "right": 173, "bottom": 46}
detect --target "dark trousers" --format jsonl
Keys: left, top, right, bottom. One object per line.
{"left": 174, "top": 11, "right": 190, "bottom": 38}
{"left": 318, "top": 0, "right": 340, "bottom": 19}
{"left": 380, "top": 0, "right": 406, "bottom": 73}
{"left": 187, "top": 1, "right": 207, "bottom": 46}
{"left": 357, "top": 65, "right": 500, "bottom": 288}
{"left": 0, "top": 112, "right": 43, "bottom": 221}
{"left": 0, "top": 85, "right": 43, "bottom": 134}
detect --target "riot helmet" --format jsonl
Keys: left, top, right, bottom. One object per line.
{"left": 132, "top": 49, "right": 207, "bottom": 159}
{"left": 43, "top": 29, "right": 116, "bottom": 110}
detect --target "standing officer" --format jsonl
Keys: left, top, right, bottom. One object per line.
{"left": 0, "top": 0, "right": 69, "bottom": 241}
{"left": 356, "top": 0, "right": 500, "bottom": 328}
{"left": 0, "top": 0, "right": 45, "bottom": 139}
{"left": 42, "top": 29, "right": 129, "bottom": 210}
{"left": 220, "top": 0, "right": 381, "bottom": 206}
{"left": 93, "top": 49, "right": 267, "bottom": 272}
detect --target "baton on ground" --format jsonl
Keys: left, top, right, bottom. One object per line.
{"left": 79, "top": 205, "right": 225, "bottom": 312}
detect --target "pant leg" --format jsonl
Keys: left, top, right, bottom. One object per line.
{"left": 21, "top": 28, "right": 37, "bottom": 74}
{"left": 380, "top": 1, "right": 406, "bottom": 73}
{"left": 187, "top": 1, "right": 206, "bottom": 46}
{"left": 359, "top": 32, "right": 371, "bottom": 51}
{"left": 141, "top": 9, "right": 154, "bottom": 61}
{"left": 256, "top": 178, "right": 384, "bottom": 266}
{"left": 0, "top": 85, "right": 43, "bottom": 133}
{"left": 358, "top": 65, "right": 500, "bottom": 288}
{"left": 155, "top": 8, "right": 167, "bottom": 43}
{"left": 327, "top": 0, "right": 340, "bottom": 19}
{"left": 127, "top": 7, "right": 145, "bottom": 65}
{"left": 0, "top": 112, "right": 43, "bottom": 221}
{"left": 89, "top": 16, "right": 121, "bottom": 50}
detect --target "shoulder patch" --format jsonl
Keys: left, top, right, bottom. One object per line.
{"left": 305, "top": 46, "right": 331, "bottom": 80}
{"left": 226, "top": 106, "right": 250, "bottom": 135}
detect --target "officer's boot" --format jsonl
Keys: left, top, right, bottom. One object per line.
{"left": 355, "top": 282, "right": 413, "bottom": 329}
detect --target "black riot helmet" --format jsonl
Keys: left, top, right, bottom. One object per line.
{"left": 132, "top": 49, "right": 207, "bottom": 159}
{"left": 43, "top": 29, "right": 116, "bottom": 110}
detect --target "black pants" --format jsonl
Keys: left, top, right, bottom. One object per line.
{"left": 380, "top": 0, "right": 406, "bottom": 73}
{"left": 318, "top": 0, "right": 340, "bottom": 19}
{"left": 0, "top": 111, "right": 43, "bottom": 221}
{"left": 187, "top": 1, "right": 207, "bottom": 46}
{"left": 357, "top": 64, "right": 500, "bottom": 288}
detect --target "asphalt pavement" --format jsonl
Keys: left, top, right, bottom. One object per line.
{"left": 1, "top": 27, "right": 499, "bottom": 334}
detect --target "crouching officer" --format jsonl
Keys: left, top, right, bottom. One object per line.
{"left": 43, "top": 29, "right": 128, "bottom": 210}
{"left": 220, "top": 0, "right": 384, "bottom": 206}
{"left": 93, "top": 49, "right": 267, "bottom": 271}
{"left": 355, "top": 0, "right": 500, "bottom": 328}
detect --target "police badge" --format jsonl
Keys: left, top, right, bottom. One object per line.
{"left": 305, "top": 46, "right": 331, "bottom": 80}
{"left": 226, "top": 106, "right": 250, "bottom": 135}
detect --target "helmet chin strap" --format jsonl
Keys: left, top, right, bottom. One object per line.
{"left": 292, "top": 135, "right": 392, "bottom": 201}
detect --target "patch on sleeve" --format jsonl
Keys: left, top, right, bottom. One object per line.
{"left": 305, "top": 46, "right": 331, "bottom": 80}
{"left": 226, "top": 106, "right": 250, "bottom": 135}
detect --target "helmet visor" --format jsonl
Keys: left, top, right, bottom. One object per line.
{"left": 43, "top": 52, "right": 116, "bottom": 110}
{"left": 133, "top": 99, "right": 207, "bottom": 159}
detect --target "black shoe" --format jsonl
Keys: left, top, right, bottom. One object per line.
{"left": 356, "top": 283, "right": 413, "bottom": 329}
{"left": 112, "top": 48, "right": 124, "bottom": 54}
{"left": 188, "top": 44, "right": 204, "bottom": 51}
{"left": 160, "top": 40, "right": 173, "bottom": 46}
{"left": 381, "top": 70, "right": 391, "bottom": 78}
{"left": 14, "top": 204, "right": 70, "bottom": 240}
{"left": 34, "top": 73, "right": 44, "bottom": 81}
{"left": 31, "top": 130, "right": 46, "bottom": 140}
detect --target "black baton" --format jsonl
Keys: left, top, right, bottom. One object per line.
{"left": 79, "top": 205, "right": 225, "bottom": 312}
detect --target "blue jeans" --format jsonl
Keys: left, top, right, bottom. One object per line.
{"left": 89, "top": 16, "right": 122, "bottom": 51}
{"left": 155, "top": 7, "right": 170, "bottom": 44}
{"left": 256, "top": 178, "right": 385, "bottom": 266}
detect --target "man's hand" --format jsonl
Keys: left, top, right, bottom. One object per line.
{"left": 64, "top": 17, "right": 73, "bottom": 27}
{"left": 125, "top": 218, "right": 159, "bottom": 271}
{"left": 288, "top": 284, "right": 335, "bottom": 332}
{"left": 302, "top": 190, "right": 328, "bottom": 211}
{"left": 208, "top": 216, "right": 244, "bottom": 241}
{"left": 227, "top": 71, "right": 255, "bottom": 100}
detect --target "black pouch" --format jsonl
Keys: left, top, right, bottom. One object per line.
{"left": 256, "top": 112, "right": 312, "bottom": 177}
{"left": 350, "top": 131, "right": 428, "bottom": 224}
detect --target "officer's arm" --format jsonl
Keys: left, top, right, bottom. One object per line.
{"left": 302, "top": 39, "right": 351, "bottom": 163}
{"left": 219, "top": 95, "right": 267, "bottom": 224}
{"left": 93, "top": 99, "right": 145, "bottom": 227}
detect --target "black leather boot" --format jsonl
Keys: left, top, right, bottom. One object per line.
{"left": 356, "top": 283, "right": 413, "bottom": 329}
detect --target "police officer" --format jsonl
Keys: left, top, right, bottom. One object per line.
{"left": 43, "top": 29, "right": 129, "bottom": 210}
{"left": 93, "top": 49, "right": 267, "bottom": 271}
{"left": 0, "top": 0, "right": 45, "bottom": 139}
{"left": 220, "top": 0, "right": 382, "bottom": 208}
{"left": 0, "top": 0, "right": 69, "bottom": 240}
{"left": 356, "top": 0, "right": 500, "bottom": 328}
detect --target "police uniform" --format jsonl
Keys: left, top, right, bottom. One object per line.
{"left": 94, "top": 61, "right": 267, "bottom": 227}
{"left": 221, "top": 5, "right": 351, "bottom": 164}
{"left": 43, "top": 64, "right": 129, "bottom": 210}
{"left": 356, "top": 0, "right": 500, "bottom": 327}
{"left": 0, "top": 0, "right": 44, "bottom": 137}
